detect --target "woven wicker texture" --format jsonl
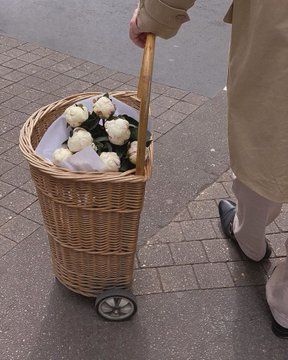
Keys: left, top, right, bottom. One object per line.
{"left": 19, "top": 91, "right": 153, "bottom": 297}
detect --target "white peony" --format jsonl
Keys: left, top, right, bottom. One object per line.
{"left": 64, "top": 104, "right": 89, "bottom": 128}
{"left": 67, "top": 128, "right": 93, "bottom": 153}
{"left": 52, "top": 147, "right": 73, "bottom": 165}
{"left": 127, "top": 141, "right": 148, "bottom": 165}
{"left": 93, "top": 96, "right": 116, "bottom": 119}
{"left": 104, "top": 118, "right": 131, "bottom": 146}
{"left": 100, "top": 152, "right": 121, "bottom": 172}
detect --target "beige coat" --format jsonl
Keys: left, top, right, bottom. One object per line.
{"left": 138, "top": 1, "right": 288, "bottom": 203}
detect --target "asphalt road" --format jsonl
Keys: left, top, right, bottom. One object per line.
{"left": 0, "top": 0, "right": 231, "bottom": 97}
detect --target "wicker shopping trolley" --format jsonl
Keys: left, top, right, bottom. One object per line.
{"left": 19, "top": 35, "right": 156, "bottom": 321}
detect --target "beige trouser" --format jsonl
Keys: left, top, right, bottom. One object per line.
{"left": 232, "top": 179, "right": 288, "bottom": 328}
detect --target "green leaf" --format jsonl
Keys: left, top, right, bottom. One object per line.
{"left": 113, "top": 143, "right": 129, "bottom": 159}
{"left": 120, "top": 114, "right": 152, "bottom": 144}
{"left": 106, "top": 142, "right": 113, "bottom": 152}
{"left": 146, "top": 139, "right": 153, "bottom": 147}
{"left": 94, "top": 140, "right": 103, "bottom": 148}
{"left": 90, "top": 125, "right": 107, "bottom": 139}
{"left": 130, "top": 127, "right": 138, "bottom": 142}
{"left": 119, "top": 158, "right": 135, "bottom": 172}
{"left": 80, "top": 112, "right": 101, "bottom": 132}
{"left": 95, "top": 140, "right": 114, "bottom": 154}
{"left": 120, "top": 114, "right": 138, "bottom": 127}
{"left": 94, "top": 136, "right": 109, "bottom": 142}
{"left": 103, "top": 93, "right": 110, "bottom": 99}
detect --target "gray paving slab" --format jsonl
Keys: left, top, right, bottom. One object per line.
{"left": 193, "top": 262, "right": 234, "bottom": 289}
{"left": 0, "top": 180, "right": 14, "bottom": 199}
{"left": 0, "top": 206, "right": 15, "bottom": 227}
{"left": 1, "top": 165, "right": 30, "bottom": 186}
{"left": 0, "top": 0, "right": 231, "bottom": 97}
{"left": 267, "top": 233, "right": 287, "bottom": 257}
{"left": 0, "top": 126, "right": 21, "bottom": 144}
{"left": 139, "top": 91, "right": 229, "bottom": 243}
{"left": 0, "top": 215, "right": 39, "bottom": 243}
{"left": 1, "top": 229, "right": 288, "bottom": 360}
{"left": 133, "top": 268, "right": 162, "bottom": 296}
{"left": 170, "top": 101, "right": 199, "bottom": 115}
{"left": 147, "top": 222, "right": 184, "bottom": 245}
{"left": 0, "top": 120, "right": 16, "bottom": 138}
{"left": 158, "top": 265, "right": 199, "bottom": 292}
{"left": 0, "top": 137, "right": 14, "bottom": 154}
{"left": 0, "top": 188, "right": 36, "bottom": 214}
{"left": 138, "top": 244, "right": 174, "bottom": 268}
{"left": 0, "top": 234, "right": 16, "bottom": 256}
{"left": 275, "top": 212, "right": 288, "bottom": 231}
{"left": 1, "top": 145, "right": 25, "bottom": 165}
{"left": 266, "top": 221, "right": 281, "bottom": 234}
{"left": 203, "top": 238, "right": 243, "bottom": 262}
{"left": 197, "top": 182, "right": 229, "bottom": 200}
{"left": 181, "top": 219, "right": 216, "bottom": 241}
{"left": 227, "top": 261, "right": 267, "bottom": 287}
{"left": 19, "top": 179, "right": 37, "bottom": 196}
{"left": 188, "top": 200, "right": 219, "bottom": 219}
{"left": 170, "top": 241, "right": 208, "bottom": 264}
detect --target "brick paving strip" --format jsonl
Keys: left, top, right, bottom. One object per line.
{"left": 134, "top": 169, "right": 287, "bottom": 295}
{"left": 0, "top": 33, "right": 286, "bottom": 298}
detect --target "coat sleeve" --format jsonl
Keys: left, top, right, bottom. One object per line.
{"left": 137, "top": 0, "right": 196, "bottom": 39}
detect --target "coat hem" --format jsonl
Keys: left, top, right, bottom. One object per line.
{"left": 231, "top": 167, "right": 285, "bottom": 204}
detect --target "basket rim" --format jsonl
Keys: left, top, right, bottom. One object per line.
{"left": 19, "top": 91, "right": 153, "bottom": 183}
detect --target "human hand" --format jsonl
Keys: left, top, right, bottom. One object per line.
{"left": 129, "top": 8, "right": 148, "bottom": 48}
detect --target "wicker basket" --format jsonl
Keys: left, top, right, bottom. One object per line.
{"left": 19, "top": 36, "right": 156, "bottom": 298}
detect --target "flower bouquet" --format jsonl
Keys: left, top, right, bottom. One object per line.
{"left": 36, "top": 93, "right": 151, "bottom": 173}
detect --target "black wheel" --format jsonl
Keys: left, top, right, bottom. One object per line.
{"left": 95, "top": 288, "right": 137, "bottom": 321}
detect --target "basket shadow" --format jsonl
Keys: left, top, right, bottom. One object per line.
{"left": 27, "top": 279, "right": 149, "bottom": 360}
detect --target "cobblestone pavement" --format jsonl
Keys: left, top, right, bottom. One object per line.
{"left": 0, "top": 33, "right": 210, "bottom": 261}
{"left": 0, "top": 33, "right": 288, "bottom": 359}
{"left": 134, "top": 169, "right": 286, "bottom": 295}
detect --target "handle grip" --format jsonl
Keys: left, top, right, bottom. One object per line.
{"left": 136, "top": 34, "right": 156, "bottom": 176}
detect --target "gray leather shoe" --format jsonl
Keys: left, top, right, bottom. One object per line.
{"left": 218, "top": 199, "right": 236, "bottom": 238}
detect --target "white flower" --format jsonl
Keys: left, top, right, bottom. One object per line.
{"left": 104, "top": 118, "right": 131, "bottom": 146}
{"left": 67, "top": 128, "right": 93, "bottom": 152}
{"left": 127, "top": 141, "right": 148, "bottom": 165}
{"left": 100, "top": 152, "right": 121, "bottom": 172}
{"left": 52, "top": 147, "right": 73, "bottom": 165}
{"left": 93, "top": 96, "right": 116, "bottom": 119}
{"left": 64, "top": 104, "right": 89, "bottom": 128}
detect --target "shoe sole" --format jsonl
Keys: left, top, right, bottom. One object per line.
{"left": 272, "top": 320, "right": 288, "bottom": 339}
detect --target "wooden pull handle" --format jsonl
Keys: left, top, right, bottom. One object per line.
{"left": 136, "top": 34, "right": 156, "bottom": 176}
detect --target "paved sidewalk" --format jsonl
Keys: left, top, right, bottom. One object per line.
{"left": 0, "top": 32, "right": 229, "bottom": 243}
{"left": 0, "top": 34, "right": 288, "bottom": 359}
{"left": 135, "top": 169, "right": 286, "bottom": 294}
